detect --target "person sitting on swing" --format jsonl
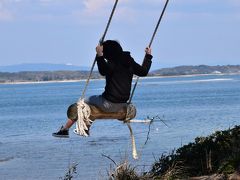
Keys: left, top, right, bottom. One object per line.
{"left": 52, "top": 40, "right": 152, "bottom": 138}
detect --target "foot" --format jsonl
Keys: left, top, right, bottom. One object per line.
{"left": 52, "top": 126, "right": 69, "bottom": 138}
{"left": 85, "top": 124, "right": 91, "bottom": 136}
{"left": 73, "top": 124, "right": 91, "bottom": 137}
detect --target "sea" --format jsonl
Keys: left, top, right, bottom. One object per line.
{"left": 0, "top": 74, "right": 240, "bottom": 180}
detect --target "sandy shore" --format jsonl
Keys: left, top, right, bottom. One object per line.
{"left": 0, "top": 78, "right": 104, "bottom": 85}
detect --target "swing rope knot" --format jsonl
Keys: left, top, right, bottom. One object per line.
{"left": 74, "top": 99, "right": 92, "bottom": 137}
{"left": 124, "top": 103, "right": 137, "bottom": 122}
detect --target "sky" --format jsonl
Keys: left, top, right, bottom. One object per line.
{"left": 0, "top": 0, "right": 239, "bottom": 70}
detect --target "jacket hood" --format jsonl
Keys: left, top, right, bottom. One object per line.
{"left": 102, "top": 40, "right": 132, "bottom": 67}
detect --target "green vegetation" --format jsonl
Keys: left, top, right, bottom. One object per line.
{"left": 0, "top": 71, "right": 102, "bottom": 83}
{"left": 107, "top": 125, "right": 240, "bottom": 179}
{"left": 151, "top": 65, "right": 240, "bottom": 76}
{"left": 147, "top": 125, "right": 240, "bottom": 179}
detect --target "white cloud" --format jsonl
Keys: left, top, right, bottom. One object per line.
{"left": 81, "top": 0, "right": 130, "bottom": 15}
{"left": 169, "top": 0, "right": 240, "bottom": 7}
{"left": 82, "top": 0, "right": 112, "bottom": 14}
{"left": 1, "top": 0, "right": 238, "bottom": 24}
{"left": 0, "top": 0, "right": 14, "bottom": 21}
{"left": 0, "top": 10, "right": 13, "bottom": 21}
{"left": 38, "top": 0, "right": 71, "bottom": 5}
{"left": 77, "top": 0, "right": 137, "bottom": 24}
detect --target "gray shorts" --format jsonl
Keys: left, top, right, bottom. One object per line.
{"left": 84, "top": 95, "right": 127, "bottom": 113}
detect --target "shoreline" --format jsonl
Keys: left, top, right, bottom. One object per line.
{"left": 1, "top": 73, "right": 239, "bottom": 85}
{"left": 0, "top": 78, "right": 105, "bottom": 85}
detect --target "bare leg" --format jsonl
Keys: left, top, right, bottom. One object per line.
{"left": 63, "top": 119, "right": 75, "bottom": 130}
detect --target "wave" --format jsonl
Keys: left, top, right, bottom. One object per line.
{"left": 0, "top": 156, "right": 14, "bottom": 163}
{"left": 5, "top": 133, "right": 28, "bottom": 138}
{"left": 139, "top": 78, "right": 235, "bottom": 86}
{"left": 89, "top": 88, "right": 104, "bottom": 91}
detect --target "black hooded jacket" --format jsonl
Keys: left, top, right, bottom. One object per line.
{"left": 96, "top": 51, "right": 152, "bottom": 103}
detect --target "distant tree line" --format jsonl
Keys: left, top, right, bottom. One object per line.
{"left": 0, "top": 65, "right": 240, "bottom": 83}
{"left": 152, "top": 65, "right": 240, "bottom": 76}
{"left": 0, "top": 71, "right": 102, "bottom": 83}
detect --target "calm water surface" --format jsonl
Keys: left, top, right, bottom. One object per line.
{"left": 0, "top": 74, "right": 240, "bottom": 179}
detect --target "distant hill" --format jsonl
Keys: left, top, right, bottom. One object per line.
{"left": 0, "top": 63, "right": 90, "bottom": 72}
{"left": 0, "top": 71, "right": 101, "bottom": 83}
{"left": 1, "top": 65, "right": 240, "bottom": 83}
{"left": 151, "top": 65, "right": 240, "bottom": 76}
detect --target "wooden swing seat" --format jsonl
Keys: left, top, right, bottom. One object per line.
{"left": 67, "top": 102, "right": 135, "bottom": 122}
{"left": 88, "top": 104, "right": 127, "bottom": 121}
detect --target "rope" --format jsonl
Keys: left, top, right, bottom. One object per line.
{"left": 128, "top": 0, "right": 170, "bottom": 104}
{"left": 127, "top": 122, "right": 138, "bottom": 159}
{"left": 126, "top": 0, "right": 170, "bottom": 160}
{"left": 74, "top": 100, "right": 92, "bottom": 136}
{"left": 80, "top": 0, "right": 119, "bottom": 100}
{"left": 75, "top": 0, "right": 119, "bottom": 141}
{"left": 75, "top": 0, "right": 169, "bottom": 160}
{"left": 149, "top": 0, "right": 170, "bottom": 48}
